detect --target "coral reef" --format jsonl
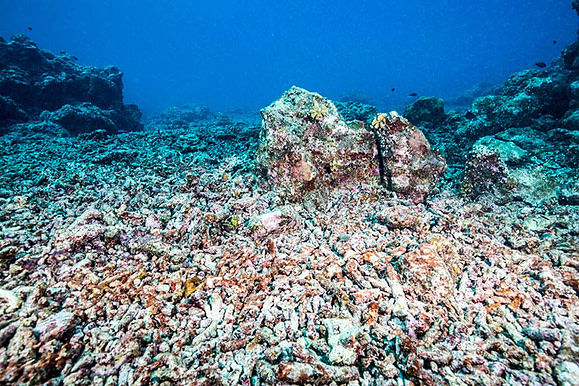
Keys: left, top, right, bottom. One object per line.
{"left": 0, "top": 118, "right": 576, "bottom": 384}
{"left": 0, "top": 7, "right": 577, "bottom": 386}
{"left": 401, "top": 29, "right": 579, "bottom": 208}
{"left": 0, "top": 35, "right": 142, "bottom": 133}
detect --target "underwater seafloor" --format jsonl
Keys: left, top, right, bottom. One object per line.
{"left": 1, "top": 10, "right": 579, "bottom": 386}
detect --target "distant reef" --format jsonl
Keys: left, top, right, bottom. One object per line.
{"left": 0, "top": 35, "right": 142, "bottom": 135}
{"left": 401, "top": 31, "right": 578, "bottom": 206}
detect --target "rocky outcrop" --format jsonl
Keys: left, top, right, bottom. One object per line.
{"left": 257, "top": 87, "right": 446, "bottom": 203}
{"left": 0, "top": 95, "right": 27, "bottom": 123}
{"left": 445, "top": 82, "right": 502, "bottom": 109}
{"left": 401, "top": 24, "right": 579, "bottom": 207}
{"left": 41, "top": 103, "right": 117, "bottom": 134}
{"left": 39, "top": 103, "right": 143, "bottom": 135}
{"left": 0, "top": 35, "right": 142, "bottom": 134}
{"left": 257, "top": 86, "right": 380, "bottom": 198}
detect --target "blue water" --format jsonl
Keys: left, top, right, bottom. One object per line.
{"left": 1, "top": 0, "right": 576, "bottom": 115}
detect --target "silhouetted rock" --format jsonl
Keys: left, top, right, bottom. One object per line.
{"left": 445, "top": 82, "right": 502, "bottom": 109}
{"left": 337, "top": 90, "right": 373, "bottom": 105}
{"left": 562, "top": 109, "right": 579, "bottom": 130}
{"left": 403, "top": 96, "right": 446, "bottom": 126}
{"left": 0, "top": 35, "right": 142, "bottom": 134}
{"left": 0, "top": 95, "right": 27, "bottom": 123}
{"left": 562, "top": 41, "right": 579, "bottom": 70}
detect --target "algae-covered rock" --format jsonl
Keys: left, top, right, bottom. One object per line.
{"left": 470, "top": 70, "right": 569, "bottom": 134}
{"left": 372, "top": 112, "right": 446, "bottom": 203}
{"left": 462, "top": 130, "right": 576, "bottom": 205}
{"left": 257, "top": 87, "right": 447, "bottom": 202}
{"left": 256, "top": 86, "right": 380, "bottom": 198}
{"left": 462, "top": 143, "right": 511, "bottom": 198}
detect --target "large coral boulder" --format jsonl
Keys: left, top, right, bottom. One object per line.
{"left": 257, "top": 86, "right": 379, "bottom": 197}
{"left": 403, "top": 96, "right": 447, "bottom": 126}
{"left": 372, "top": 112, "right": 446, "bottom": 203}
{"left": 461, "top": 127, "right": 579, "bottom": 205}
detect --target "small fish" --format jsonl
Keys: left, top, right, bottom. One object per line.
{"left": 391, "top": 88, "right": 395, "bottom": 92}
{"left": 535, "top": 62, "right": 547, "bottom": 68}
{"left": 409, "top": 92, "right": 418, "bottom": 97}
{"left": 27, "top": 26, "right": 32, "bottom": 31}
{"left": 553, "top": 40, "right": 557, "bottom": 44}
{"left": 465, "top": 111, "right": 476, "bottom": 120}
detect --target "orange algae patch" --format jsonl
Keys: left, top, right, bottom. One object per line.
{"left": 184, "top": 276, "right": 205, "bottom": 297}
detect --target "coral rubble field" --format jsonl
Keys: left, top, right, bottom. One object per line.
{"left": 0, "top": 28, "right": 578, "bottom": 386}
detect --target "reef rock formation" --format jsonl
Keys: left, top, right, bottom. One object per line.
{"left": 257, "top": 86, "right": 380, "bottom": 197}
{"left": 0, "top": 35, "right": 142, "bottom": 133}
{"left": 41, "top": 103, "right": 117, "bottom": 135}
{"left": 372, "top": 112, "right": 447, "bottom": 203}
{"left": 445, "top": 82, "right": 502, "bottom": 109}
{"left": 462, "top": 142, "right": 512, "bottom": 198}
